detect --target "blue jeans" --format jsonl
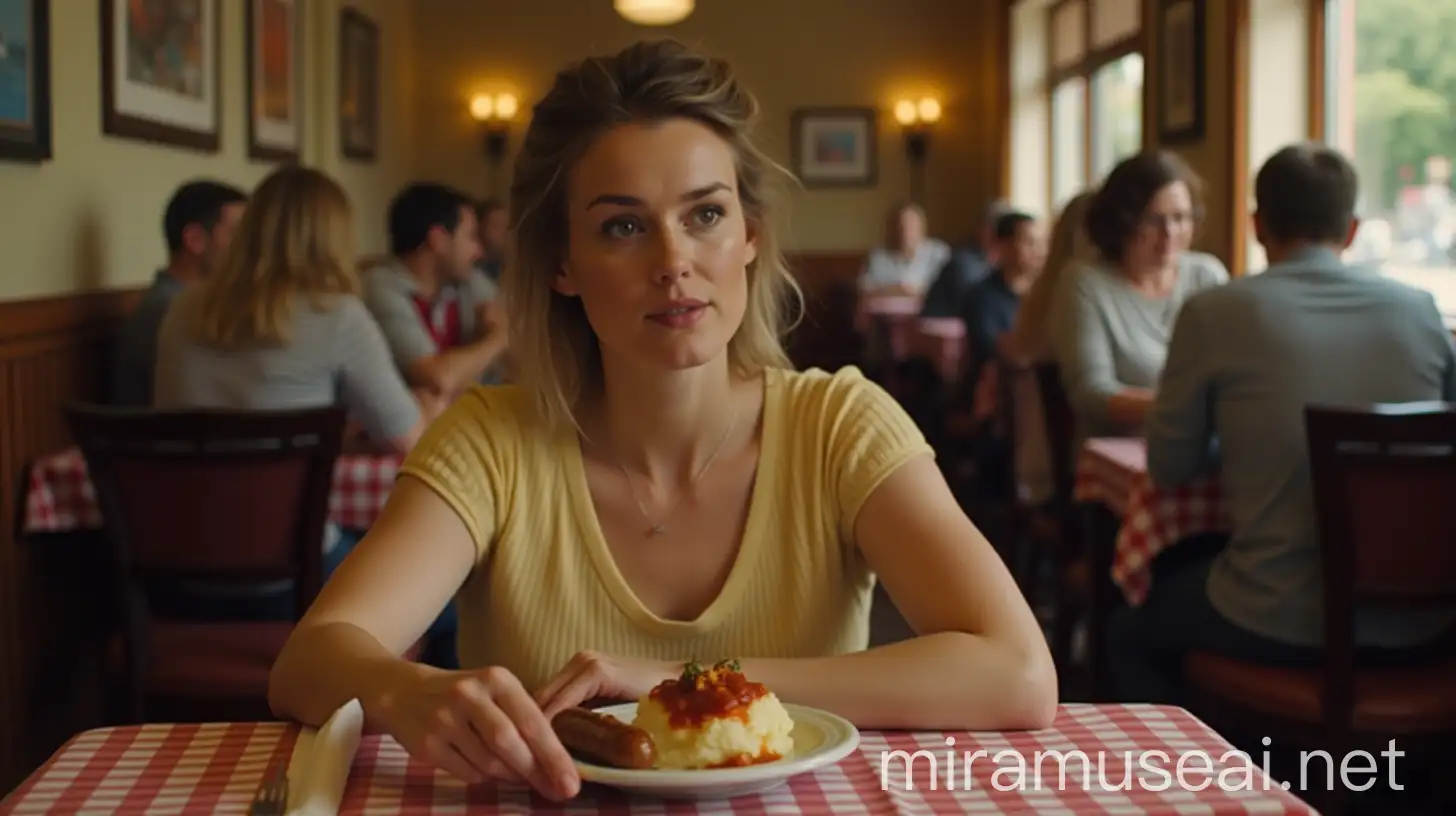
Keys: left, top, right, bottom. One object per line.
{"left": 147, "top": 528, "right": 460, "bottom": 669}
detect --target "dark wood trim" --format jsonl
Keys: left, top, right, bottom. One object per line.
{"left": 0, "top": 286, "right": 139, "bottom": 790}
{"left": 1228, "top": 0, "right": 1251, "bottom": 276}
{"left": 0, "top": 289, "right": 143, "bottom": 349}
{"left": 1308, "top": 0, "right": 1328, "bottom": 140}
{"left": 997, "top": 0, "right": 1014, "bottom": 198}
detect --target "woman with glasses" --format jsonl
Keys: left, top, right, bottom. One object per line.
{"left": 1050, "top": 152, "right": 1229, "bottom": 440}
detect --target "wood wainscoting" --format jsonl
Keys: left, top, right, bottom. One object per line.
{"left": 0, "top": 289, "right": 139, "bottom": 790}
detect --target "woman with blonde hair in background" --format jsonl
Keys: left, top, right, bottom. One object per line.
{"left": 269, "top": 38, "right": 1056, "bottom": 802}
{"left": 1002, "top": 191, "right": 1096, "bottom": 505}
{"left": 152, "top": 165, "right": 443, "bottom": 629}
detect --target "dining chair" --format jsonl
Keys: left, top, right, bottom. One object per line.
{"left": 1184, "top": 402, "right": 1456, "bottom": 815}
{"left": 65, "top": 403, "right": 346, "bottom": 724}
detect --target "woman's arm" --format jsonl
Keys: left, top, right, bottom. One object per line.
{"left": 336, "top": 300, "right": 431, "bottom": 455}
{"left": 738, "top": 454, "right": 1057, "bottom": 731}
{"left": 268, "top": 477, "right": 476, "bottom": 726}
{"left": 1051, "top": 267, "right": 1153, "bottom": 431}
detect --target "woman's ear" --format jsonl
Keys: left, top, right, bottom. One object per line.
{"left": 742, "top": 219, "right": 760, "bottom": 268}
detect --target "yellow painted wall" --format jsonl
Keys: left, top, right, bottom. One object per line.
{"left": 0, "top": 0, "right": 415, "bottom": 302}
{"left": 408, "top": 0, "right": 1005, "bottom": 253}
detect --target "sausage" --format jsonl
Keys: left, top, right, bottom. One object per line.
{"left": 551, "top": 707, "right": 657, "bottom": 770}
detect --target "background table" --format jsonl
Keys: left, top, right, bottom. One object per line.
{"left": 22, "top": 447, "right": 401, "bottom": 535}
{"left": 0, "top": 705, "right": 1317, "bottom": 814}
{"left": 1074, "top": 438, "right": 1231, "bottom": 605}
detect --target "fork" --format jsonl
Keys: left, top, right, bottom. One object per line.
{"left": 250, "top": 765, "right": 289, "bottom": 816}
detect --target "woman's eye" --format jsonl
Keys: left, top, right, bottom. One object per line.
{"left": 602, "top": 217, "right": 641, "bottom": 238}
{"left": 693, "top": 205, "right": 725, "bottom": 226}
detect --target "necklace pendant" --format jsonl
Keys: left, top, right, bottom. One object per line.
{"left": 649, "top": 524, "right": 666, "bottom": 536}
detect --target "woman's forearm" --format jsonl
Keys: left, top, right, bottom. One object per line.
{"left": 739, "top": 632, "right": 1058, "bottom": 732}
{"left": 268, "top": 621, "right": 441, "bottom": 727}
{"left": 1105, "top": 388, "right": 1154, "bottom": 429}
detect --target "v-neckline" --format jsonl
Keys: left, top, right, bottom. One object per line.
{"left": 561, "top": 370, "right": 779, "bottom": 637}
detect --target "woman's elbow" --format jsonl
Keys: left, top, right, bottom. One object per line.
{"left": 1008, "top": 661, "right": 1060, "bottom": 730}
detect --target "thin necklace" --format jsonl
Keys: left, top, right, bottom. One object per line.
{"left": 614, "top": 405, "right": 741, "bottom": 537}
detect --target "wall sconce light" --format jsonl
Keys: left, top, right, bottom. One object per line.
{"left": 894, "top": 97, "right": 942, "bottom": 202}
{"left": 469, "top": 92, "right": 519, "bottom": 163}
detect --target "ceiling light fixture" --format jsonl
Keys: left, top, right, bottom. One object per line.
{"left": 615, "top": 0, "right": 694, "bottom": 26}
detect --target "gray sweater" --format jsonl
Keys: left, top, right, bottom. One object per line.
{"left": 1147, "top": 247, "right": 1456, "bottom": 647}
{"left": 154, "top": 288, "right": 421, "bottom": 444}
{"left": 1051, "top": 251, "right": 1229, "bottom": 439}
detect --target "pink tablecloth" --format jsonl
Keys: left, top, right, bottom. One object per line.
{"left": 1073, "top": 438, "right": 1232, "bottom": 605}
{"left": 0, "top": 705, "right": 1316, "bottom": 814}
{"left": 21, "top": 447, "right": 400, "bottom": 534}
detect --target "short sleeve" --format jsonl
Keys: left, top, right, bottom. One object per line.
{"left": 397, "top": 387, "right": 517, "bottom": 563}
{"left": 816, "top": 367, "right": 936, "bottom": 541}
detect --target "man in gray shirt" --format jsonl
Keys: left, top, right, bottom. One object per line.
{"left": 111, "top": 180, "right": 248, "bottom": 406}
{"left": 1112, "top": 143, "right": 1456, "bottom": 705}
{"left": 363, "top": 183, "right": 509, "bottom": 396}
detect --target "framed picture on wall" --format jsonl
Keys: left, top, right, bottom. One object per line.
{"left": 0, "top": 0, "right": 52, "bottom": 162}
{"left": 100, "top": 0, "right": 221, "bottom": 152}
{"left": 1156, "top": 0, "right": 1205, "bottom": 144}
{"left": 246, "top": 0, "right": 301, "bottom": 161}
{"left": 338, "top": 6, "right": 379, "bottom": 162}
{"left": 791, "top": 107, "right": 878, "bottom": 187}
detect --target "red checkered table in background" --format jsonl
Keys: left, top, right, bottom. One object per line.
{"left": 0, "top": 705, "right": 1316, "bottom": 814}
{"left": 1074, "top": 438, "right": 1232, "bottom": 605}
{"left": 21, "top": 447, "right": 400, "bottom": 535}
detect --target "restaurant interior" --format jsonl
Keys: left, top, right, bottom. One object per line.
{"left": 2, "top": 0, "right": 1455, "bottom": 813}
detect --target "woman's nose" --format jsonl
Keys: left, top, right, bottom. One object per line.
{"left": 652, "top": 230, "right": 692, "bottom": 284}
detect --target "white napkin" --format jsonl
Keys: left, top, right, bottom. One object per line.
{"left": 284, "top": 699, "right": 365, "bottom": 816}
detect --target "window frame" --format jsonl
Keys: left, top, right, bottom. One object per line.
{"left": 1044, "top": 0, "right": 1146, "bottom": 206}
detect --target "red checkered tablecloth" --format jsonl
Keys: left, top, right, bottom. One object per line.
{"left": 1074, "top": 438, "right": 1232, "bottom": 605}
{"left": 0, "top": 705, "right": 1316, "bottom": 814}
{"left": 21, "top": 447, "right": 401, "bottom": 535}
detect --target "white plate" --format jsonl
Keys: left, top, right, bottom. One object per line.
{"left": 572, "top": 702, "right": 860, "bottom": 800}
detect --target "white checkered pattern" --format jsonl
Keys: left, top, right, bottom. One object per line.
{"left": 0, "top": 705, "right": 1316, "bottom": 814}
{"left": 1074, "top": 438, "right": 1232, "bottom": 606}
{"left": 21, "top": 447, "right": 400, "bottom": 535}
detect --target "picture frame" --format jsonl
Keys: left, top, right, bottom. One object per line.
{"left": 99, "top": 0, "right": 221, "bottom": 152}
{"left": 790, "top": 107, "right": 878, "bottom": 188}
{"left": 246, "top": 0, "right": 301, "bottom": 162}
{"left": 1156, "top": 0, "right": 1206, "bottom": 144}
{"left": 0, "top": 0, "right": 52, "bottom": 162}
{"left": 338, "top": 6, "right": 379, "bottom": 162}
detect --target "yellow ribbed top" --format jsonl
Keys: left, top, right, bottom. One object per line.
{"left": 398, "top": 365, "right": 932, "bottom": 692}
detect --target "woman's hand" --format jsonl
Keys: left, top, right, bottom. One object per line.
{"left": 368, "top": 665, "right": 580, "bottom": 801}
{"left": 533, "top": 651, "right": 679, "bottom": 719}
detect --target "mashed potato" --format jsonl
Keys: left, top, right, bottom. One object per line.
{"left": 632, "top": 659, "right": 795, "bottom": 770}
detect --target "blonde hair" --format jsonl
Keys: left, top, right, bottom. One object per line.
{"left": 506, "top": 39, "right": 802, "bottom": 433}
{"left": 195, "top": 166, "right": 357, "bottom": 349}
{"left": 1009, "top": 191, "right": 1096, "bottom": 359}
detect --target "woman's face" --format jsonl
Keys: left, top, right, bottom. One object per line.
{"left": 1125, "top": 181, "right": 1195, "bottom": 270}
{"left": 556, "top": 118, "right": 757, "bottom": 374}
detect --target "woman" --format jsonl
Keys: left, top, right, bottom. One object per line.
{"left": 1003, "top": 191, "right": 1095, "bottom": 503}
{"left": 1051, "top": 152, "right": 1228, "bottom": 439}
{"left": 268, "top": 39, "right": 1055, "bottom": 802}
{"left": 858, "top": 200, "right": 952, "bottom": 296}
{"left": 153, "top": 166, "right": 440, "bottom": 622}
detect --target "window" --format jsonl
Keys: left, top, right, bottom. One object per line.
{"left": 1009, "top": 0, "right": 1145, "bottom": 218}
{"left": 1048, "top": 0, "right": 1145, "bottom": 209}
{"left": 1323, "top": 0, "right": 1456, "bottom": 316}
